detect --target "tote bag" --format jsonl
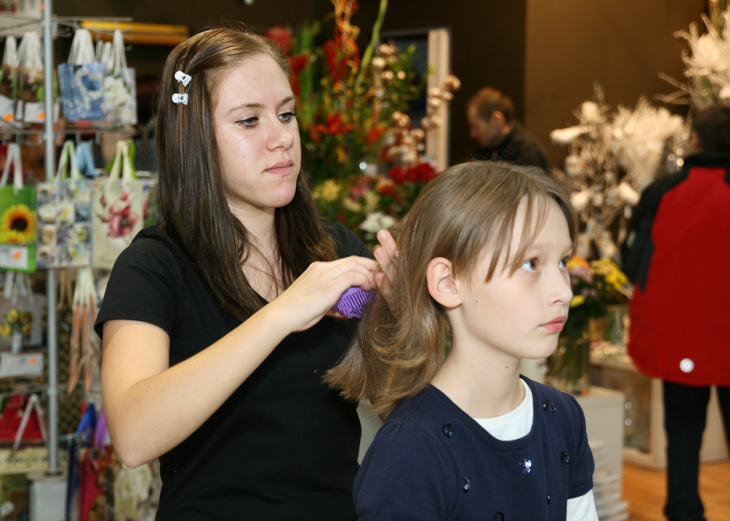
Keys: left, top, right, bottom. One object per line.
{"left": 36, "top": 141, "right": 93, "bottom": 268}
{"left": 0, "top": 144, "right": 36, "bottom": 272}
{"left": 57, "top": 28, "right": 106, "bottom": 122}
{"left": 101, "top": 30, "right": 137, "bottom": 127}
{"left": 91, "top": 140, "right": 144, "bottom": 269}
{"left": 0, "top": 36, "right": 18, "bottom": 126}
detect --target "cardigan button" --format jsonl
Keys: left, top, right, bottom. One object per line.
{"left": 561, "top": 451, "right": 570, "bottom": 464}
{"left": 546, "top": 494, "right": 551, "bottom": 504}
{"left": 493, "top": 512, "right": 504, "bottom": 521}
{"left": 520, "top": 459, "right": 532, "bottom": 474}
{"left": 680, "top": 358, "right": 694, "bottom": 373}
{"left": 542, "top": 399, "right": 556, "bottom": 412}
{"left": 442, "top": 423, "right": 453, "bottom": 437}
{"left": 462, "top": 477, "right": 471, "bottom": 492}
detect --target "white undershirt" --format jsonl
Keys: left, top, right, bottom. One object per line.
{"left": 474, "top": 380, "right": 599, "bottom": 521}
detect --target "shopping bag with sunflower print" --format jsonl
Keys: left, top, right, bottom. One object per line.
{"left": 0, "top": 143, "right": 36, "bottom": 272}
{"left": 36, "top": 141, "right": 92, "bottom": 268}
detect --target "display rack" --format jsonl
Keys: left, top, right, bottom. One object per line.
{"left": 0, "top": 0, "right": 133, "bottom": 478}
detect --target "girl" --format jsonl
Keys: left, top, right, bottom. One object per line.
{"left": 96, "top": 27, "right": 394, "bottom": 520}
{"left": 328, "top": 161, "right": 599, "bottom": 520}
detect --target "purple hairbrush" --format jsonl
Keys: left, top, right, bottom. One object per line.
{"left": 334, "top": 287, "right": 375, "bottom": 318}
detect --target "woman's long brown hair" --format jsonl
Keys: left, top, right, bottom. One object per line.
{"left": 326, "top": 161, "right": 576, "bottom": 418}
{"left": 156, "top": 26, "right": 336, "bottom": 321}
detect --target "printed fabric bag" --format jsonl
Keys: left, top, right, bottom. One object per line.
{"left": 0, "top": 36, "right": 19, "bottom": 126}
{"left": 101, "top": 30, "right": 137, "bottom": 127}
{"left": 0, "top": 143, "right": 37, "bottom": 272}
{"left": 36, "top": 141, "right": 93, "bottom": 268}
{"left": 57, "top": 28, "right": 106, "bottom": 122}
{"left": 0, "top": 271, "right": 45, "bottom": 350}
{"left": 77, "top": 409, "right": 117, "bottom": 521}
{"left": 0, "top": 393, "right": 51, "bottom": 477}
{"left": 15, "top": 31, "right": 58, "bottom": 124}
{"left": 91, "top": 140, "right": 144, "bottom": 269}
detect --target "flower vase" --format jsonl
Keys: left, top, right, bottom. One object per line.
{"left": 10, "top": 331, "right": 22, "bottom": 354}
{"left": 547, "top": 335, "right": 591, "bottom": 395}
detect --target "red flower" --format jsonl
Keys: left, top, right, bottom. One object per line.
{"left": 365, "top": 125, "right": 386, "bottom": 145}
{"left": 289, "top": 55, "right": 309, "bottom": 97}
{"left": 315, "top": 113, "right": 354, "bottom": 136}
{"left": 265, "top": 26, "right": 293, "bottom": 56}
{"left": 322, "top": 40, "right": 349, "bottom": 84}
{"left": 414, "top": 162, "right": 437, "bottom": 182}
{"left": 406, "top": 167, "right": 419, "bottom": 183}
{"left": 388, "top": 166, "right": 407, "bottom": 184}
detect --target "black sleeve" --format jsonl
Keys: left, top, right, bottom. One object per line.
{"left": 94, "top": 236, "right": 181, "bottom": 340}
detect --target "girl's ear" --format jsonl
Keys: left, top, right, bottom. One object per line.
{"left": 426, "top": 257, "right": 461, "bottom": 308}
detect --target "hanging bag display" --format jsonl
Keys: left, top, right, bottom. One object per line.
{"left": 57, "top": 28, "right": 106, "bottom": 122}
{"left": 0, "top": 36, "right": 19, "bottom": 125}
{"left": 91, "top": 140, "right": 144, "bottom": 269}
{"left": 101, "top": 29, "right": 137, "bottom": 127}
{"left": 0, "top": 393, "right": 53, "bottom": 476}
{"left": 36, "top": 140, "right": 93, "bottom": 268}
{"left": 0, "top": 143, "right": 37, "bottom": 271}
{"left": 77, "top": 408, "right": 116, "bottom": 521}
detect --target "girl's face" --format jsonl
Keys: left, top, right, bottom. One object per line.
{"left": 212, "top": 54, "right": 301, "bottom": 217}
{"left": 453, "top": 197, "right": 573, "bottom": 364}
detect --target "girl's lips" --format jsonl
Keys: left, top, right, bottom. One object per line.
{"left": 541, "top": 322, "right": 564, "bottom": 332}
{"left": 266, "top": 162, "right": 294, "bottom": 175}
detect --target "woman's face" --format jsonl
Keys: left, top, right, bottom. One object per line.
{"left": 212, "top": 54, "right": 301, "bottom": 218}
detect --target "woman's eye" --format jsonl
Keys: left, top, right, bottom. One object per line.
{"left": 279, "top": 111, "right": 296, "bottom": 123}
{"left": 521, "top": 258, "right": 538, "bottom": 272}
{"left": 238, "top": 117, "right": 258, "bottom": 128}
{"left": 559, "top": 256, "right": 569, "bottom": 269}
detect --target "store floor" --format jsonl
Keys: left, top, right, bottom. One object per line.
{"left": 623, "top": 460, "right": 730, "bottom": 520}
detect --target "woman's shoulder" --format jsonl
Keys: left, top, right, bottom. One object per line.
{"left": 320, "top": 220, "right": 371, "bottom": 259}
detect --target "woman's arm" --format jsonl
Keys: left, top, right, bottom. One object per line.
{"left": 101, "top": 255, "right": 377, "bottom": 467}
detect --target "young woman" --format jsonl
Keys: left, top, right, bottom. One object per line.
{"left": 96, "top": 27, "right": 394, "bottom": 520}
{"left": 328, "top": 161, "right": 599, "bottom": 520}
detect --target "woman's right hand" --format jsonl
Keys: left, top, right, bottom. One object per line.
{"left": 268, "top": 255, "right": 378, "bottom": 332}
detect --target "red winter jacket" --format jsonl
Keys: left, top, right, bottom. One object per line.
{"left": 624, "top": 153, "right": 730, "bottom": 386}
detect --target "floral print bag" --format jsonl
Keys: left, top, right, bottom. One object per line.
{"left": 0, "top": 143, "right": 37, "bottom": 272}
{"left": 91, "top": 140, "right": 145, "bottom": 270}
{"left": 36, "top": 140, "right": 93, "bottom": 268}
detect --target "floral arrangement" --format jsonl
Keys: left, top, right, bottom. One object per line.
{"left": 550, "top": 86, "right": 683, "bottom": 259}
{"left": 566, "top": 255, "right": 628, "bottom": 340}
{"left": 0, "top": 307, "right": 33, "bottom": 340}
{"left": 659, "top": 0, "right": 730, "bottom": 110}
{"left": 312, "top": 160, "right": 437, "bottom": 248}
{"left": 547, "top": 255, "right": 629, "bottom": 393}
{"left": 267, "top": 0, "right": 459, "bottom": 245}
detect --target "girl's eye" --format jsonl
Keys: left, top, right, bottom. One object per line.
{"left": 279, "top": 111, "right": 296, "bottom": 123}
{"left": 521, "top": 258, "right": 538, "bottom": 272}
{"left": 238, "top": 117, "right": 258, "bottom": 129}
{"left": 559, "top": 256, "right": 570, "bottom": 269}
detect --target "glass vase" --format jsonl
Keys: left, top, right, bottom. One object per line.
{"left": 546, "top": 335, "right": 591, "bottom": 395}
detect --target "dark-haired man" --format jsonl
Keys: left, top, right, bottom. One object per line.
{"left": 622, "top": 103, "right": 730, "bottom": 521}
{"left": 467, "top": 86, "right": 549, "bottom": 171}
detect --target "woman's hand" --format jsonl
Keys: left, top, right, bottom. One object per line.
{"left": 374, "top": 230, "right": 397, "bottom": 306}
{"left": 269, "top": 255, "right": 378, "bottom": 332}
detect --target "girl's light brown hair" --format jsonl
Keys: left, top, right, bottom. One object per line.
{"left": 326, "top": 161, "right": 576, "bottom": 418}
{"left": 157, "top": 25, "right": 336, "bottom": 321}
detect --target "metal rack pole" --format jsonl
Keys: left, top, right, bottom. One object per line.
{"left": 42, "top": 0, "right": 60, "bottom": 476}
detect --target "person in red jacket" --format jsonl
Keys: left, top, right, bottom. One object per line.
{"left": 621, "top": 103, "right": 730, "bottom": 521}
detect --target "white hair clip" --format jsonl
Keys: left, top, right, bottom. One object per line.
{"left": 172, "top": 93, "right": 188, "bottom": 105}
{"left": 175, "top": 70, "right": 192, "bottom": 87}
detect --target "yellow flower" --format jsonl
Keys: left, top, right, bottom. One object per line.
{"left": 363, "top": 191, "right": 380, "bottom": 213}
{"left": 570, "top": 295, "right": 586, "bottom": 308}
{"left": 6, "top": 309, "right": 18, "bottom": 323}
{"left": 19, "top": 312, "right": 31, "bottom": 324}
{"left": 321, "top": 179, "right": 342, "bottom": 202}
{"left": 21, "top": 323, "right": 32, "bottom": 336}
{"left": 567, "top": 254, "right": 590, "bottom": 270}
{"left": 342, "top": 197, "right": 362, "bottom": 213}
{"left": 0, "top": 204, "right": 36, "bottom": 242}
